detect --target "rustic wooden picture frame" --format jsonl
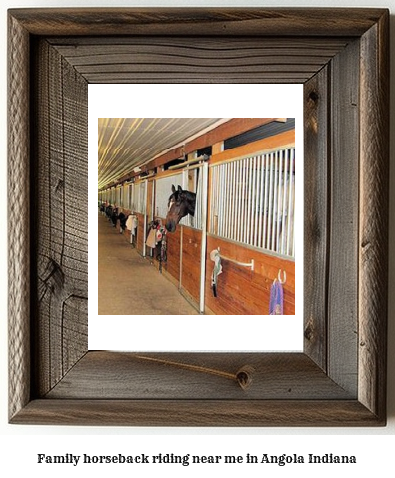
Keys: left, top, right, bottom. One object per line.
{"left": 8, "top": 8, "right": 389, "bottom": 426}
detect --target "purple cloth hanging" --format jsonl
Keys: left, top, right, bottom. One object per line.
{"left": 269, "top": 280, "right": 284, "bottom": 315}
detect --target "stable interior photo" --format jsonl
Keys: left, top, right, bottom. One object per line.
{"left": 97, "top": 118, "right": 296, "bottom": 315}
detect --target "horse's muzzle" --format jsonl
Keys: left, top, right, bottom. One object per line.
{"left": 165, "top": 220, "right": 176, "bottom": 233}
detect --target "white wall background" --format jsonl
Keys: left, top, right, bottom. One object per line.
{"left": 1, "top": 0, "right": 394, "bottom": 476}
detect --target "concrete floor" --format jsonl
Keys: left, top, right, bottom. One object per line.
{"left": 98, "top": 214, "right": 199, "bottom": 315}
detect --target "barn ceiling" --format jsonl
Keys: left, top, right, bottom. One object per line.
{"left": 98, "top": 118, "right": 229, "bottom": 189}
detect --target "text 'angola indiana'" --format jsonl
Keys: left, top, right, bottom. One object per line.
{"left": 37, "top": 453, "right": 357, "bottom": 467}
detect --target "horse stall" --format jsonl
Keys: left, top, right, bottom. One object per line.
{"left": 206, "top": 145, "right": 295, "bottom": 315}
{"left": 117, "top": 179, "right": 147, "bottom": 252}
{"left": 153, "top": 164, "right": 207, "bottom": 309}
{"left": 98, "top": 118, "right": 296, "bottom": 315}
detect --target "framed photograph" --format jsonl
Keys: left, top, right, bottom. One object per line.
{"left": 90, "top": 90, "right": 303, "bottom": 351}
{"left": 8, "top": 8, "right": 389, "bottom": 426}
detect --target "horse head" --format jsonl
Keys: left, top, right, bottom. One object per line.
{"left": 165, "top": 185, "right": 196, "bottom": 233}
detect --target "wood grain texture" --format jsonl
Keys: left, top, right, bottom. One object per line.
{"left": 205, "top": 235, "right": 295, "bottom": 315}
{"left": 135, "top": 212, "right": 145, "bottom": 254}
{"left": 181, "top": 227, "right": 202, "bottom": 304}
{"left": 8, "top": 13, "right": 31, "bottom": 421}
{"left": 7, "top": 8, "right": 389, "bottom": 426}
{"left": 45, "top": 351, "right": 351, "bottom": 400}
{"left": 327, "top": 39, "right": 360, "bottom": 396}
{"left": 303, "top": 67, "right": 329, "bottom": 370}
{"left": 11, "top": 399, "right": 383, "bottom": 427}
{"left": 358, "top": 12, "right": 389, "bottom": 421}
{"left": 48, "top": 36, "right": 351, "bottom": 84}
{"left": 163, "top": 225, "right": 181, "bottom": 282}
{"left": 31, "top": 39, "right": 88, "bottom": 397}
{"left": 8, "top": 7, "right": 386, "bottom": 37}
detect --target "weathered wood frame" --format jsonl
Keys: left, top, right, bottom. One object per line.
{"left": 8, "top": 8, "right": 389, "bottom": 426}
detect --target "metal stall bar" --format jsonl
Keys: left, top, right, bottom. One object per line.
{"left": 262, "top": 153, "right": 269, "bottom": 249}
{"left": 271, "top": 151, "right": 278, "bottom": 251}
{"left": 128, "top": 183, "right": 134, "bottom": 244}
{"left": 258, "top": 154, "right": 265, "bottom": 248}
{"left": 245, "top": 156, "right": 252, "bottom": 245}
{"left": 250, "top": 155, "right": 257, "bottom": 246}
{"left": 266, "top": 152, "right": 274, "bottom": 251}
{"left": 218, "top": 248, "right": 255, "bottom": 271}
{"left": 276, "top": 149, "right": 283, "bottom": 252}
{"left": 224, "top": 162, "right": 230, "bottom": 239}
{"left": 228, "top": 161, "right": 234, "bottom": 240}
{"left": 225, "top": 162, "right": 231, "bottom": 240}
{"left": 219, "top": 162, "right": 226, "bottom": 237}
{"left": 221, "top": 164, "right": 227, "bottom": 237}
{"left": 234, "top": 159, "right": 241, "bottom": 242}
{"left": 253, "top": 154, "right": 261, "bottom": 247}
{"left": 280, "top": 148, "right": 289, "bottom": 255}
{"left": 208, "top": 147, "right": 295, "bottom": 258}
{"left": 196, "top": 166, "right": 203, "bottom": 230}
{"left": 287, "top": 148, "right": 295, "bottom": 257}
{"left": 214, "top": 164, "right": 219, "bottom": 235}
{"left": 199, "top": 162, "right": 209, "bottom": 314}
{"left": 143, "top": 179, "right": 148, "bottom": 257}
{"left": 231, "top": 160, "right": 236, "bottom": 240}
{"left": 210, "top": 165, "right": 216, "bottom": 235}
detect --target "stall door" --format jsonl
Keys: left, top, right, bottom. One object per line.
{"left": 154, "top": 165, "right": 208, "bottom": 313}
{"left": 155, "top": 173, "right": 183, "bottom": 284}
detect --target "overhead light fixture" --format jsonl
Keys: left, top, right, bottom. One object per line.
{"left": 133, "top": 166, "right": 141, "bottom": 173}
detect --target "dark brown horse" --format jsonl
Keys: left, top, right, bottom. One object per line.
{"left": 165, "top": 185, "right": 196, "bottom": 232}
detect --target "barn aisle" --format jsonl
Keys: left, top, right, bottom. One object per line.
{"left": 98, "top": 214, "right": 199, "bottom": 315}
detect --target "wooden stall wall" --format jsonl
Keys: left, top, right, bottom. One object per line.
{"left": 180, "top": 227, "right": 202, "bottom": 305}
{"left": 135, "top": 212, "right": 145, "bottom": 255}
{"left": 205, "top": 127, "right": 296, "bottom": 315}
{"left": 146, "top": 219, "right": 200, "bottom": 309}
{"left": 205, "top": 236, "right": 295, "bottom": 315}
{"left": 160, "top": 221, "right": 181, "bottom": 285}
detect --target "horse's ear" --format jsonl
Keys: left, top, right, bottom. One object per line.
{"left": 171, "top": 185, "right": 176, "bottom": 193}
{"left": 177, "top": 185, "right": 183, "bottom": 193}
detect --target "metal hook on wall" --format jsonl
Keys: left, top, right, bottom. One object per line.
{"left": 278, "top": 269, "right": 286, "bottom": 284}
